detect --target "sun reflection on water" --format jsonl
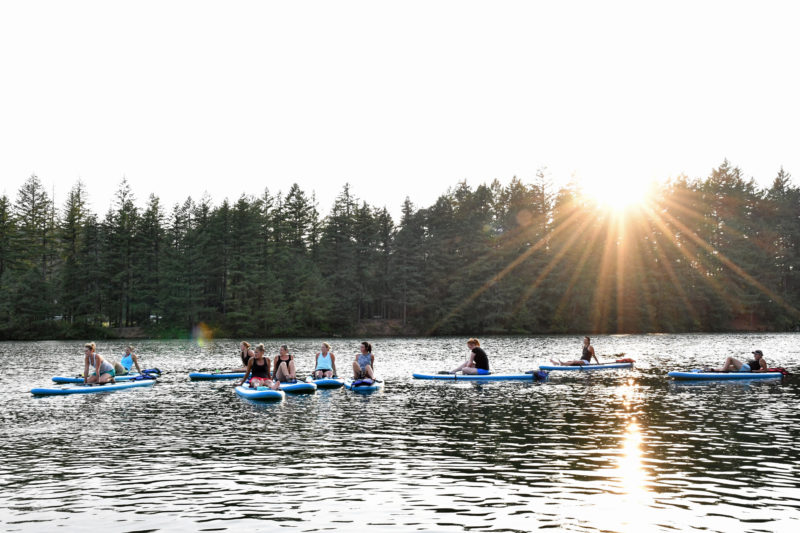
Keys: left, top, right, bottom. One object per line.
{"left": 607, "top": 378, "right": 654, "bottom": 531}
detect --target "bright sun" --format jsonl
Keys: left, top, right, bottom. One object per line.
{"left": 580, "top": 175, "right": 651, "bottom": 211}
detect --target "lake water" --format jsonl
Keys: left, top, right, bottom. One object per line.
{"left": 1, "top": 334, "right": 799, "bottom": 532}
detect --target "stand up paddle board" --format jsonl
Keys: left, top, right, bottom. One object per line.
{"left": 668, "top": 370, "right": 782, "bottom": 380}
{"left": 31, "top": 380, "right": 156, "bottom": 396}
{"left": 538, "top": 362, "right": 633, "bottom": 371}
{"left": 235, "top": 385, "right": 285, "bottom": 401}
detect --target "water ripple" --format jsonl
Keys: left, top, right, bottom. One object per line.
{"left": 1, "top": 335, "right": 799, "bottom": 532}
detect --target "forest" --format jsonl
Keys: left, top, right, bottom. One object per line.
{"left": 1, "top": 160, "right": 799, "bottom": 340}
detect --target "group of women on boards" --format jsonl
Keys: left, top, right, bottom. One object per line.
{"left": 81, "top": 342, "right": 143, "bottom": 384}
{"left": 446, "top": 336, "right": 769, "bottom": 374}
{"left": 235, "top": 340, "right": 375, "bottom": 389}
{"left": 79, "top": 336, "right": 770, "bottom": 386}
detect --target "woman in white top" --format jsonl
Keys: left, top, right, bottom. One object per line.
{"left": 312, "top": 342, "right": 337, "bottom": 379}
{"left": 83, "top": 342, "right": 115, "bottom": 384}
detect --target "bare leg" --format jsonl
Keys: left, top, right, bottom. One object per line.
{"left": 450, "top": 361, "right": 467, "bottom": 374}
{"left": 557, "top": 359, "right": 585, "bottom": 367}
{"left": 549, "top": 358, "right": 563, "bottom": 366}
{"left": 461, "top": 365, "right": 478, "bottom": 375}
{"left": 353, "top": 361, "right": 362, "bottom": 379}
{"left": 717, "top": 357, "right": 742, "bottom": 372}
{"left": 275, "top": 366, "right": 290, "bottom": 382}
{"left": 323, "top": 370, "right": 333, "bottom": 378}
{"left": 86, "top": 375, "right": 99, "bottom": 384}
{"left": 98, "top": 372, "right": 114, "bottom": 384}
{"left": 288, "top": 361, "right": 296, "bottom": 381}
{"left": 363, "top": 365, "right": 375, "bottom": 379}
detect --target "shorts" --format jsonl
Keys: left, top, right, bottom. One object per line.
{"left": 91, "top": 368, "right": 116, "bottom": 377}
{"left": 476, "top": 368, "right": 490, "bottom": 375}
{"left": 738, "top": 364, "right": 751, "bottom": 372}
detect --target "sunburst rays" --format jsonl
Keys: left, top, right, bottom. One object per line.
{"left": 427, "top": 180, "right": 800, "bottom": 335}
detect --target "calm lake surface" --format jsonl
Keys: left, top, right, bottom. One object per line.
{"left": 1, "top": 334, "right": 799, "bottom": 532}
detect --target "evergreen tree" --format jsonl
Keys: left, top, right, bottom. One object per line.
{"left": 60, "top": 181, "right": 88, "bottom": 322}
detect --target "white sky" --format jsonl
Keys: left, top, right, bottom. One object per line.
{"left": 1, "top": 0, "right": 799, "bottom": 219}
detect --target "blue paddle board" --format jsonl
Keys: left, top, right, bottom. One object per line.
{"left": 413, "top": 372, "right": 547, "bottom": 381}
{"left": 306, "top": 377, "right": 345, "bottom": 389}
{"left": 538, "top": 362, "right": 633, "bottom": 371}
{"left": 235, "top": 385, "right": 285, "bottom": 401}
{"left": 189, "top": 372, "right": 245, "bottom": 380}
{"left": 279, "top": 381, "right": 317, "bottom": 394}
{"left": 345, "top": 379, "right": 384, "bottom": 392}
{"left": 668, "top": 370, "right": 783, "bottom": 380}
{"left": 31, "top": 380, "right": 156, "bottom": 396}
{"left": 52, "top": 371, "right": 159, "bottom": 384}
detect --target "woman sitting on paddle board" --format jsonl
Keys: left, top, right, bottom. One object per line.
{"left": 237, "top": 344, "right": 279, "bottom": 389}
{"left": 353, "top": 341, "right": 375, "bottom": 380}
{"left": 550, "top": 336, "right": 599, "bottom": 366}
{"left": 235, "top": 341, "right": 255, "bottom": 371}
{"left": 113, "top": 345, "right": 142, "bottom": 376}
{"left": 450, "top": 338, "right": 490, "bottom": 375}
{"left": 711, "top": 349, "right": 768, "bottom": 372}
{"left": 312, "top": 342, "right": 337, "bottom": 379}
{"left": 272, "top": 345, "right": 296, "bottom": 382}
{"left": 83, "top": 342, "right": 115, "bottom": 384}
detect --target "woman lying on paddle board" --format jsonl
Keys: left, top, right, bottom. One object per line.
{"left": 450, "top": 338, "right": 490, "bottom": 375}
{"left": 236, "top": 344, "right": 279, "bottom": 389}
{"left": 710, "top": 349, "right": 768, "bottom": 373}
{"left": 83, "top": 342, "right": 115, "bottom": 384}
{"left": 550, "top": 337, "right": 599, "bottom": 366}
{"left": 312, "top": 342, "right": 337, "bottom": 379}
{"left": 273, "top": 345, "right": 296, "bottom": 382}
{"left": 353, "top": 341, "right": 375, "bottom": 380}
{"left": 113, "top": 345, "right": 142, "bottom": 376}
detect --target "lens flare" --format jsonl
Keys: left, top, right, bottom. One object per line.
{"left": 192, "top": 322, "right": 213, "bottom": 348}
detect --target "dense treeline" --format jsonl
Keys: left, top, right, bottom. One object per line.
{"left": 1, "top": 160, "right": 799, "bottom": 340}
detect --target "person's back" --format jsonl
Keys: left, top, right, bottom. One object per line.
{"left": 472, "top": 346, "right": 490, "bottom": 371}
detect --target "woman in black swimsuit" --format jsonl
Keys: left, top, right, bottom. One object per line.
{"left": 272, "top": 344, "right": 296, "bottom": 382}
{"left": 712, "top": 350, "right": 767, "bottom": 372}
{"left": 236, "top": 344, "right": 279, "bottom": 389}
{"left": 235, "top": 341, "right": 255, "bottom": 371}
{"left": 550, "top": 337, "right": 599, "bottom": 366}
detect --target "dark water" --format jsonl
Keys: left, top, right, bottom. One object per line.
{"left": 1, "top": 334, "right": 799, "bottom": 532}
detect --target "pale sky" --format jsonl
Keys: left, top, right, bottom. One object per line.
{"left": 1, "top": 0, "right": 799, "bottom": 219}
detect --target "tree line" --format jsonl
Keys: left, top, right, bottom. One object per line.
{"left": 1, "top": 160, "right": 798, "bottom": 340}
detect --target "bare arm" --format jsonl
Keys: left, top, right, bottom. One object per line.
{"left": 83, "top": 355, "right": 90, "bottom": 383}
{"left": 331, "top": 353, "right": 337, "bottom": 376}
{"left": 237, "top": 359, "right": 254, "bottom": 386}
{"left": 590, "top": 346, "right": 599, "bottom": 364}
{"left": 132, "top": 353, "right": 142, "bottom": 373}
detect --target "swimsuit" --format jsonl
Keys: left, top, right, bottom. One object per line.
{"left": 357, "top": 353, "right": 372, "bottom": 370}
{"left": 89, "top": 353, "right": 115, "bottom": 377}
{"left": 274, "top": 356, "right": 293, "bottom": 378}
{"left": 250, "top": 358, "right": 270, "bottom": 379}
{"left": 120, "top": 353, "right": 134, "bottom": 373}
{"left": 581, "top": 345, "right": 592, "bottom": 364}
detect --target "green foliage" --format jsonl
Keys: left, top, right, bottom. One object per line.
{"left": 1, "top": 163, "right": 799, "bottom": 339}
